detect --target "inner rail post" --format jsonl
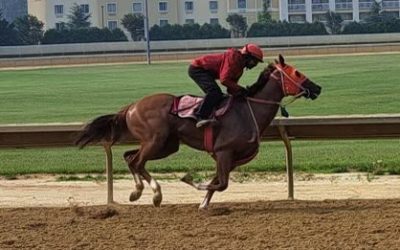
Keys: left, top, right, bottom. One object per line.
{"left": 278, "top": 125, "right": 294, "bottom": 200}
{"left": 103, "top": 144, "right": 114, "bottom": 204}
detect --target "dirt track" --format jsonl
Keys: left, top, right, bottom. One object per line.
{"left": 0, "top": 173, "right": 399, "bottom": 249}
{"left": 0, "top": 199, "right": 399, "bottom": 249}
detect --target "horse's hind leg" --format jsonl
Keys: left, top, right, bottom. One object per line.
{"left": 124, "top": 149, "right": 145, "bottom": 202}
{"left": 137, "top": 136, "right": 179, "bottom": 207}
{"left": 125, "top": 135, "right": 179, "bottom": 206}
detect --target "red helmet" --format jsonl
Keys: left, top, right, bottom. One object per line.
{"left": 241, "top": 43, "right": 264, "bottom": 62}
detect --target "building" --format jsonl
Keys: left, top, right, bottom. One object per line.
{"left": 28, "top": 0, "right": 280, "bottom": 32}
{"left": 0, "top": 0, "right": 27, "bottom": 22}
{"left": 27, "top": 0, "right": 400, "bottom": 32}
{"left": 280, "top": 0, "right": 400, "bottom": 23}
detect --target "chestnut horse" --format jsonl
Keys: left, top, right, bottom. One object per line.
{"left": 76, "top": 55, "right": 321, "bottom": 209}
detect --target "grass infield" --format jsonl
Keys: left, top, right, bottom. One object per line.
{"left": 0, "top": 53, "right": 399, "bottom": 176}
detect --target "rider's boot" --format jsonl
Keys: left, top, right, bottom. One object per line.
{"left": 196, "top": 117, "right": 217, "bottom": 128}
{"left": 195, "top": 93, "right": 220, "bottom": 128}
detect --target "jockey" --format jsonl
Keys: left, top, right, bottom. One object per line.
{"left": 188, "top": 43, "right": 264, "bottom": 128}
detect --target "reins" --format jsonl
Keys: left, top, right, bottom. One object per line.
{"left": 246, "top": 67, "right": 307, "bottom": 118}
{"left": 244, "top": 66, "right": 307, "bottom": 142}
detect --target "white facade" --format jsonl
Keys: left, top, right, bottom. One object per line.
{"left": 28, "top": 0, "right": 103, "bottom": 30}
{"left": 28, "top": 0, "right": 282, "bottom": 31}
{"left": 28, "top": 0, "right": 400, "bottom": 34}
{"left": 279, "top": 0, "right": 400, "bottom": 23}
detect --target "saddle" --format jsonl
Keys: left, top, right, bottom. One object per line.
{"left": 170, "top": 95, "right": 232, "bottom": 155}
{"left": 170, "top": 95, "right": 233, "bottom": 120}
{"left": 170, "top": 94, "right": 258, "bottom": 165}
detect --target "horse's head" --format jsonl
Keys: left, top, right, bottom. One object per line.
{"left": 273, "top": 55, "right": 322, "bottom": 100}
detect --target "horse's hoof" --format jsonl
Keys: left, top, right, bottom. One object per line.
{"left": 153, "top": 193, "right": 162, "bottom": 207}
{"left": 129, "top": 191, "right": 142, "bottom": 202}
{"left": 198, "top": 205, "right": 208, "bottom": 211}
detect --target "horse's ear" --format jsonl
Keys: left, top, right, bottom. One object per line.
{"left": 274, "top": 59, "right": 279, "bottom": 64}
{"left": 279, "top": 54, "right": 285, "bottom": 66}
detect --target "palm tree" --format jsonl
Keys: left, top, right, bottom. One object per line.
{"left": 226, "top": 14, "right": 247, "bottom": 38}
{"left": 325, "top": 11, "right": 343, "bottom": 34}
{"left": 121, "top": 14, "right": 144, "bottom": 41}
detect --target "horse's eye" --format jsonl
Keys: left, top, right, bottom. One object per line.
{"left": 295, "top": 71, "right": 301, "bottom": 77}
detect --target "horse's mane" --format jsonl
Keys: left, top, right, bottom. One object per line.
{"left": 247, "top": 63, "right": 276, "bottom": 97}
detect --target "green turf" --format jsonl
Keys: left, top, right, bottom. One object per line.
{"left": 0, "top": 53, "right": 399, "bottom": 176}
{"left": 0, "top": 140, "right": 399, "bottom": 177}
{"left": 1, "top": 54, "right": 400, "bottom": 124}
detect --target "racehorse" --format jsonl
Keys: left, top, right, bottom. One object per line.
{"left": 76, "top": 55, "right": 322, "bottom": 209}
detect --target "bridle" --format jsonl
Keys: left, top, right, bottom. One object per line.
{"left": 246, "top": 64, "right": 309, "bottom": 111}
{"left": 244, "top": 64, "right": 310, "bottom": 142}
{"left": 273, "top": 64, "right": 310, "bottom": 98}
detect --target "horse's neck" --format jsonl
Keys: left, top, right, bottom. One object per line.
{"left": 251, "top": 79, "right": 284, "bottom": 133}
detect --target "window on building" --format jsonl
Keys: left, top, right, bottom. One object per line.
{"left": 359, "top": 0, "right": 374, "bottom": 10}
{"left": 312, "top": 0, "right": 329, "bottom": 11}
{"left": 133, "top": 2, "right": 142, "bottom": 13}
{"left": 185, "top": 1, "right": 193, "bottom": 12}
{"left": 107, "top": 3, "right": 117, "bottom": 14}
{"left": 159, "top": 2, "right": 168, "bottom": 12}
{"left": 382, "top": 11, "right": 399, "bottom": 19}
{"left": 382, "top": 0, "right": 400, "bottom": 9}
{"left": 335, "top": 0, "right": 352, "bottom": 10}
{"left": 80, "top": 4, "right": 89, "bottom": 14}
{"left": 55, "top": 22, "right": 65, "bottom": 30}
{"left": 185, "top": 18, "right": 194, "bottom": 24}
{"left": 54, "top": 5, "right": 63, "bottom": 16}
{"left": 209, "top": 1, "right": 218, "bottom": 12}
{"left": 288, "top": 0, "right": 306, "bottom": 12}
{"left": 210, "top": 18, "right": 219, "bottom": 25}
{"left": 339, "top": 12, "right": 353, "bottom": 21}
{"left": 359, "top": 12, "right": 370, "bottom": 20}
{"left": 312, "top": 14, "right": 327, "bottom": 22}
{"left": 160, "top": 19, "right": 168, "bottom": 26}
{"left": 289, "top": 14, "right": 306, "bottom": 23}
{"left": 238, "top": 0, "right": 246, "bottom": 9}
{"left": 107, "top": 20, "right": 118, "bottom": 30}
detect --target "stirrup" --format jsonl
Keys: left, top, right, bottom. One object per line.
{"left": 196, "top": 118, "right": 217, "bottom": 128}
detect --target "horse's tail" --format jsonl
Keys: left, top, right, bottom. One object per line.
{"left": 75, "top": 105, "right": 130, "bottom": 149}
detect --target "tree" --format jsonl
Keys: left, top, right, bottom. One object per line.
{"left": 42, "top": 27, "right": 127, "bottom": 44}
{"left": 13, "top": 15, "right": 44, "bottom": 45}
{"left": 149, "top": 23, "right": 229, "bottom": 41}
{"left": 370, "top": 0, "right": 382, "bottom": 16}
{"left": 226, "top": 14, "right": 247, "bottom": 38}
{"left": 325, "top": 11, "right": 343, "bottom": 34}
{"left": 365, "top": 0, "right": 394, "bottom": 23}
{"left": 258, "top": 0, "right": 272, "bottom": 24}
{"left": 0, "top": 12, "right": 19, "bottom": 45}
{"left": 67, "top": 4, "right": 91, "bottom": 29}
{"left": 199, "top": 23, "right": 230, "bottom": 39}
{"left": 121, "top": 13, "right": 144, "bottom": 41}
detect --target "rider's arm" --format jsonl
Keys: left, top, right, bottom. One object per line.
{"left": 219, "top": 50, "right": 244, "bottom": 94}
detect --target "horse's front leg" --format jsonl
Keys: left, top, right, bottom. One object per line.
{"left": 199, "top": 162, "right": 239, "bottom": 209}
{"left": 199, "top": 177, "right": 218, "bottom": 209}
{"left": 181, "top": 151, "right": 233, "bottom": 209}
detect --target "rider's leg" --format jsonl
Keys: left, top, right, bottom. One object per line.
{"left": 188, "top": 66, "right": 223, "bottom": 127}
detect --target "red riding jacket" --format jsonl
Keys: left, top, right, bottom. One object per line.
{"left": 191, "top": 48, "right": 246, "bottom": 94}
